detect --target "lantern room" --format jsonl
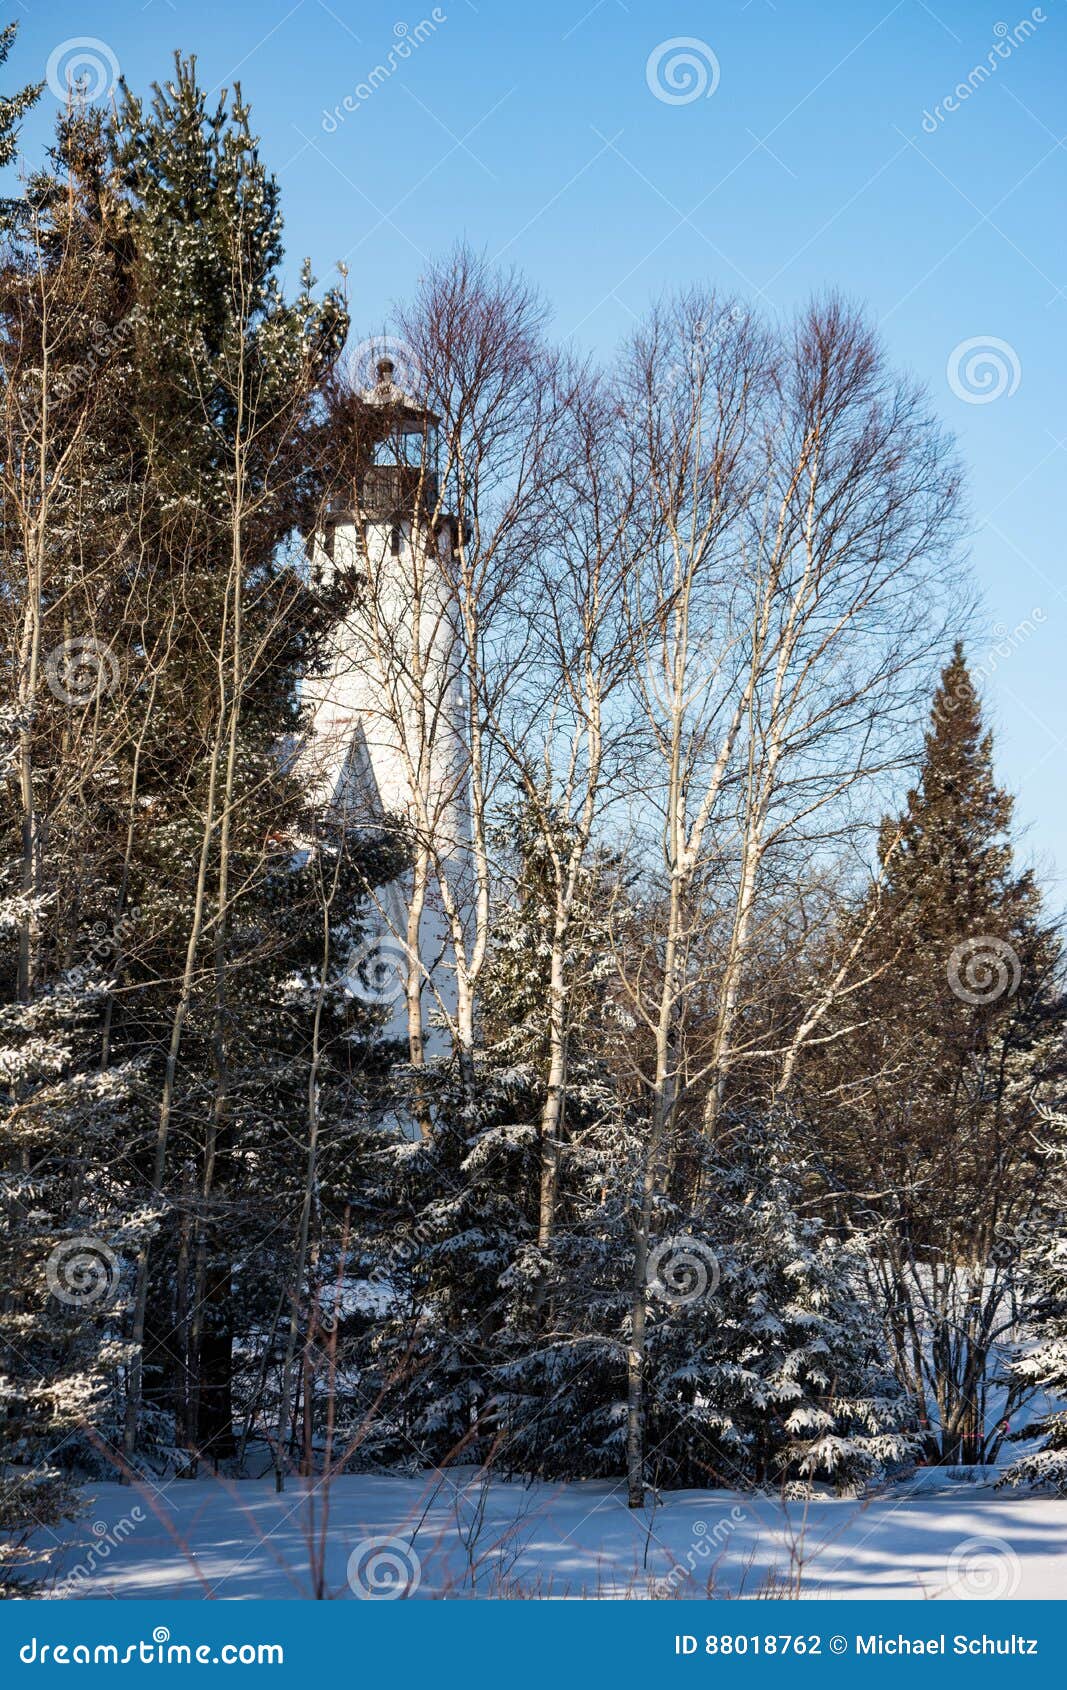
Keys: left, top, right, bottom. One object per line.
{"left": 357, "top": 357, "right": 440, "bottom": 520}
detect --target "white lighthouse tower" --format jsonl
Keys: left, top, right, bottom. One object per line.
{"left": 302, "top": 358, "right": 470, "bottom": 1058}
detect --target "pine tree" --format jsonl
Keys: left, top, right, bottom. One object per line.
{"left": 342, "top": 800, "right": 629, "bottom": 1474}
{"left": 101, "top": 58, "right": 386, "bottom": 1465}
{"left": 1, "top": 57, "right": 401, "bottom": 1511}
{"left": 0, "top": 106, "right": 145, "bottom": 1592}
{"left": 1000, "top": 1112, "right": 1067, "bottom": 1492}
{"left": 793, "top": 645, "right": 1065, "bottom": 1461}
{"left": 0, "top": 21, "right": 40, "bottom": 227}
{"left": 0, "top": 951, "right": 143, "bottom": 1592}
{"left": 641, "top": 1114, "right": 913, "bottom": 1495}
{"left": 476, "top": 802, "right": 635, "bottom": 1469}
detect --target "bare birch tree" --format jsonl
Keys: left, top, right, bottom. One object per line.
{"left": 612, "top": 292, "right": 963, "bottom": 1504}
{"left": 478, "top": 360, "right": 641, "bottom": 1261}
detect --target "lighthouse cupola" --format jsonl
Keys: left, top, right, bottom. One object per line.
{"left": 357, "top": 356, "right": 440, "bottom": 522}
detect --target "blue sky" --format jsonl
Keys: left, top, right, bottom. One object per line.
{"left": 7, "top": 0, "right": 1066, "bottom": 887}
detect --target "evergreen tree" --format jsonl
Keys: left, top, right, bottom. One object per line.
{"left": 101, "top": 58, "right": 390, "bottom": 1465}
{"left": 0, "top": 59, "right": 400, "bottom": 1512}
{"left": 641, "top": 1115, "right": 914, "bottom": 1495}
{"left": 0, "top": 21, "right": 40, "bottom": 227}
{"left": 342, "top": 801, "right": 628, "bottom": 1473}
{"left": 793, "top": 645, "right": 1065, "bottom": 1461}
{"left": 1001, "top": 1113, "right": 1067, "bottom": 1492}
{"left": 0, "top": 955, "right": 142, "bottom": 1592}
{"left": 0, "top": 106, "right": 144, "bottom": 1593}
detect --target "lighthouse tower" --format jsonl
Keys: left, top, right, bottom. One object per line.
{"left": 303, "top": 358, "right": 469, "bottom": 1050}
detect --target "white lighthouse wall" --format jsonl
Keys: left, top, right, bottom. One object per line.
{"left": 302, "top": 516, "right": 472, "bottom": 1055}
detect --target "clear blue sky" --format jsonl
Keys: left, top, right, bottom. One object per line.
{"left": 8, "top": 0, "right": 1065, "bottom": 889}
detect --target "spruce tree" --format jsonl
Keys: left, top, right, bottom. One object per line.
{"left": 0, "top": 22, "right": 40, "bottom": 227}
{"left": 101, "top": 58, "right": 393, "bottom": 1466}
{"left": 1001, "top": 1111, "right": 1067, "bottom": 1491}
{"left": 794, "top": 645, "right": 1065, "bottom": 1461}
{"left": 343, "top": 800, "right": 628, "bottom": 1474}
{"left": 0, "top": 106, "right": 144, "bottom": 1592}
{"left": 642, "top": 1114, "right": 913, "bottom": 1495}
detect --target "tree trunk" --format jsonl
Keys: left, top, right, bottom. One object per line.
{"left": 537, "top": 913, "right": 570, "bottom": 1250}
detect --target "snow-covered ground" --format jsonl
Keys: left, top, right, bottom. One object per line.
{"left": 32, "top": 1467, "right": 1067, "bottom": 1600}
